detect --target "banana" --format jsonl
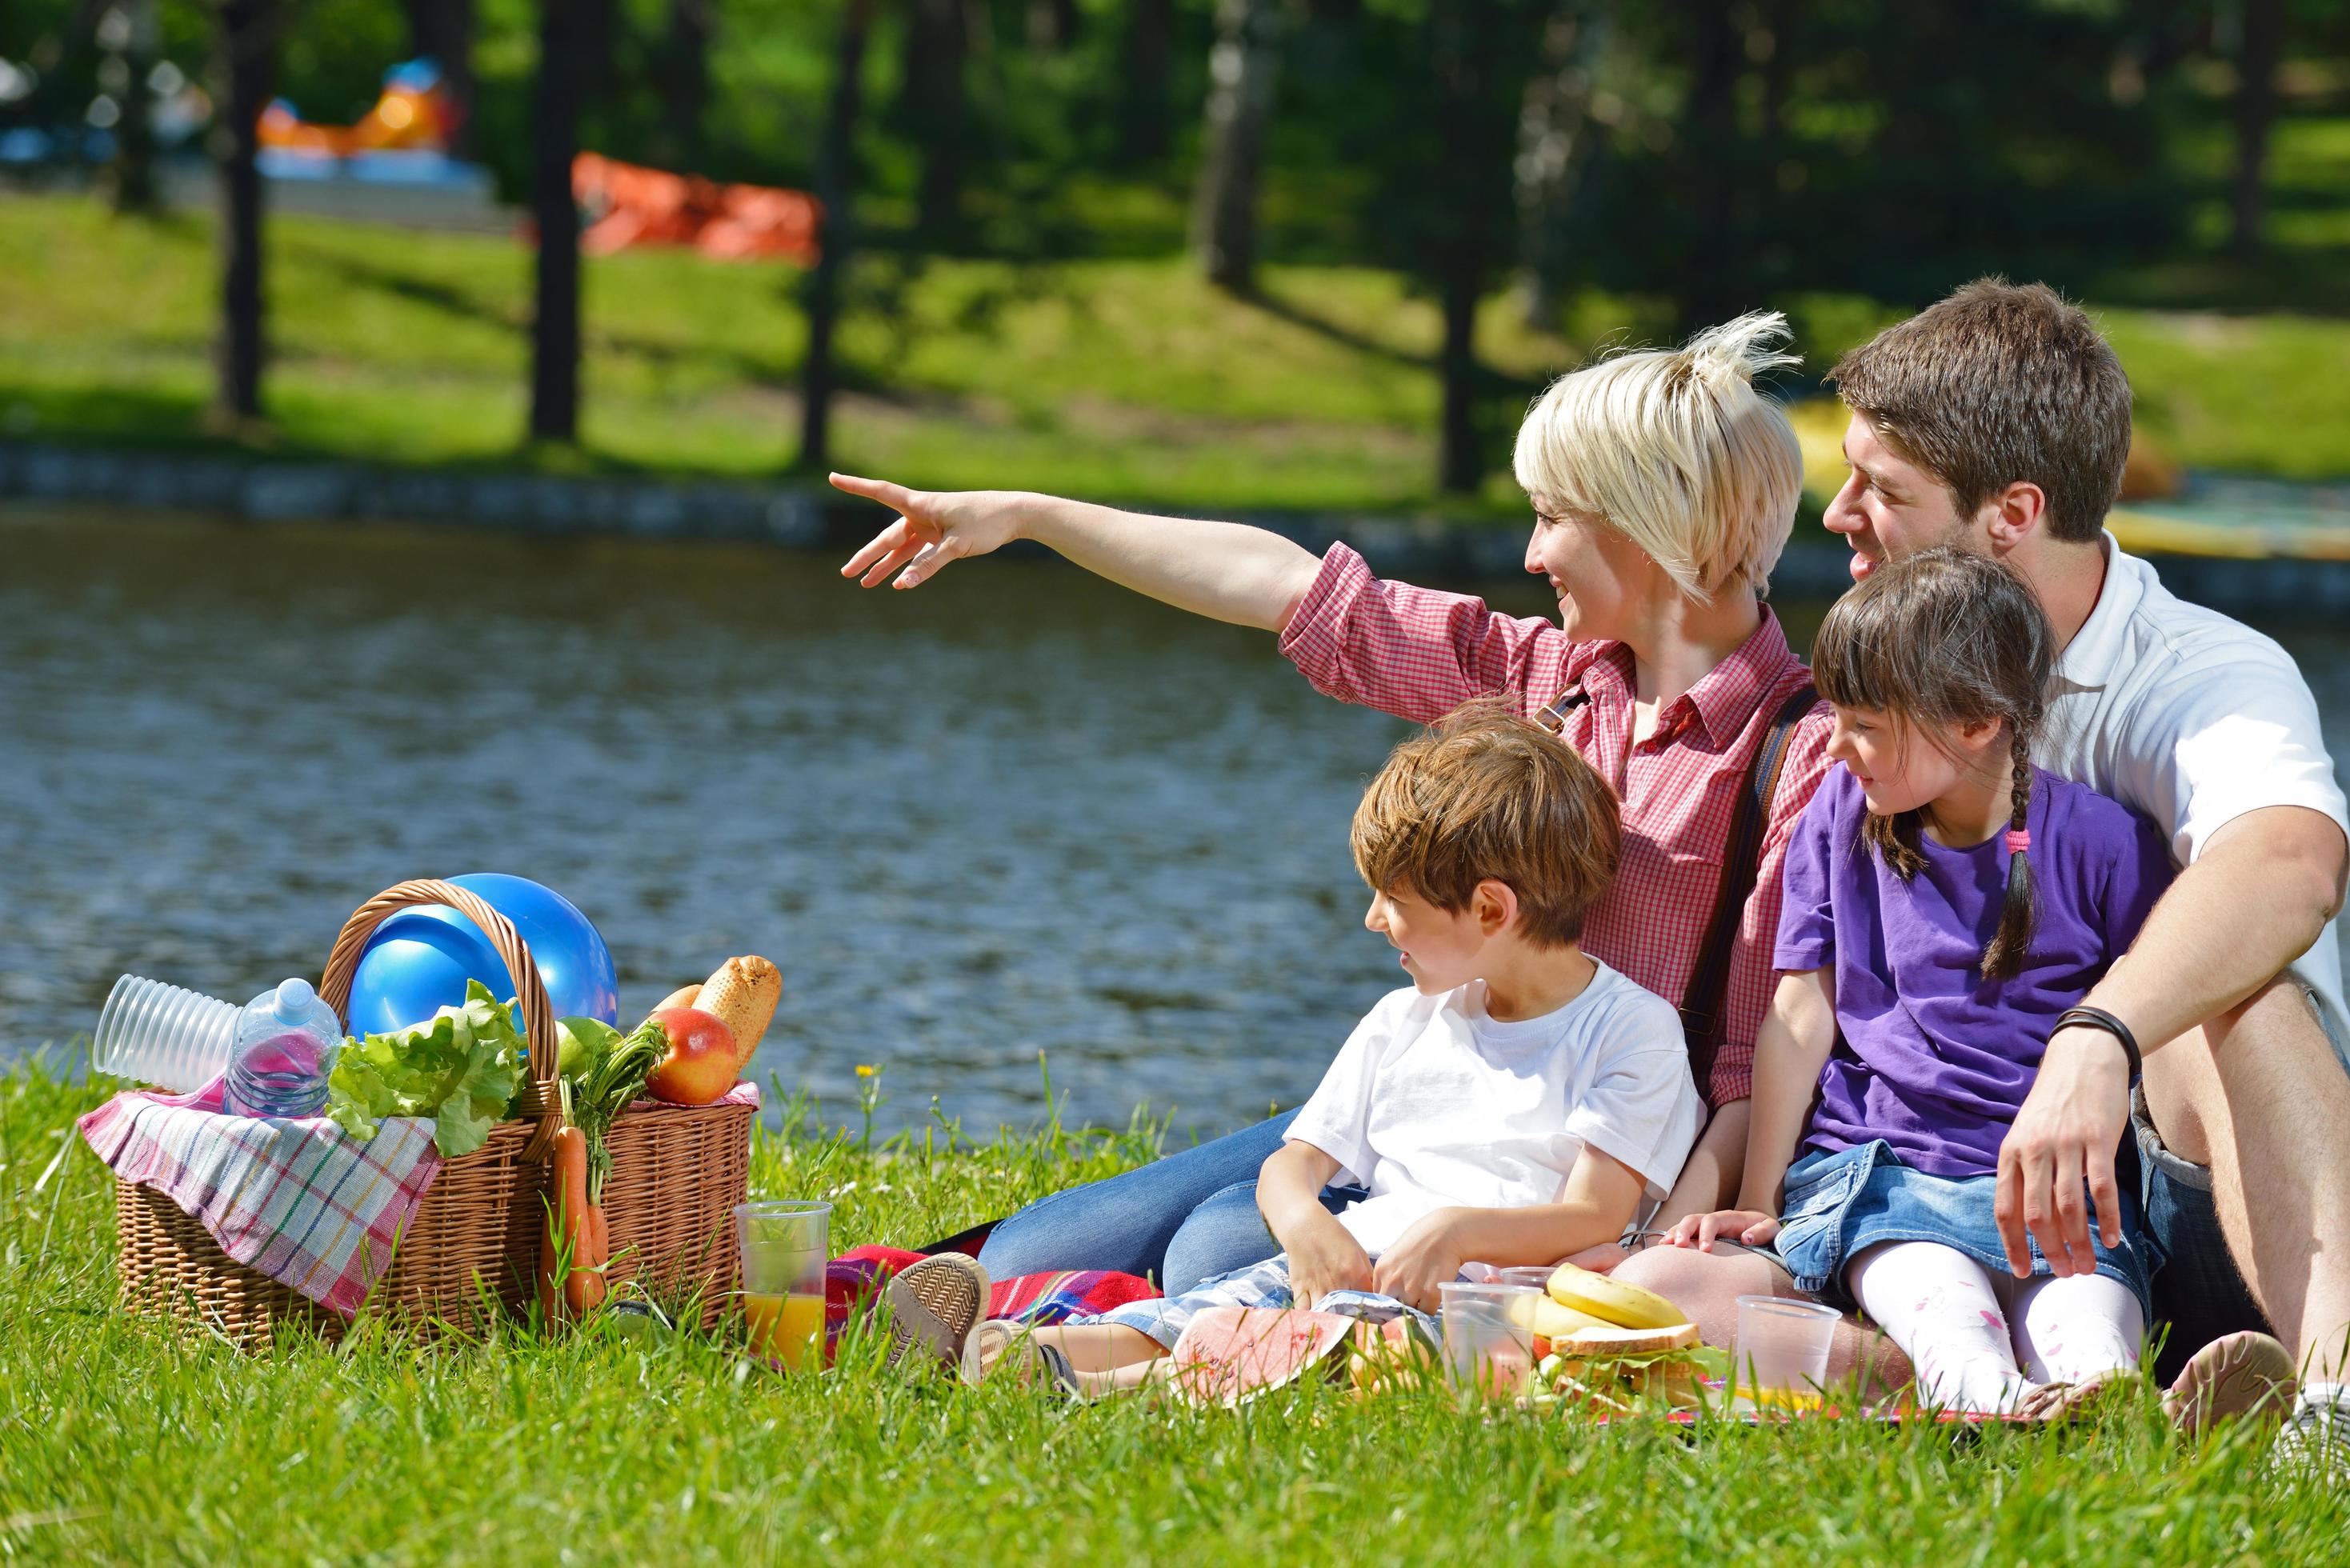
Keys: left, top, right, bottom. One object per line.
{"left": 1545, "top": 1261, "right": 1687, "bottom": 1330}
{"left": 1507, "top": 1292, "right": 1613, "bottom": 1339}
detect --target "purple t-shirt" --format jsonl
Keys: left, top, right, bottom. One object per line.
{"left": 1774, "top": 766, "right": 2173, "bottom": 1179}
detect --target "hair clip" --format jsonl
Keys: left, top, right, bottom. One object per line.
{"left": 2004, "top": 829, "right": 2032, "bottom": 854}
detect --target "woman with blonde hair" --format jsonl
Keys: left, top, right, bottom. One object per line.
{"left": 835, "top": 313, "right": 1836, "bottom": 1296}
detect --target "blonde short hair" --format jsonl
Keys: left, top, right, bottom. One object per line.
{"left": 1351, "top": 701, "right": 1620, "bottom": 948}
{"left": 1511, "top": 311, "right": 1804, "bottom": 601}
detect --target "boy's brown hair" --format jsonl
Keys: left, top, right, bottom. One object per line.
{"left": 1828, "top": 278, "right": 2132, "bottom": 544}
{"left": 1350, "top": 701, "right": 1620, "bottom": 948}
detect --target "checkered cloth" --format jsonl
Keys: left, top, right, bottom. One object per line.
{"left": 79, "top": 1075, "right": 446, "bottom": 1319}
{"left": 1279, "top": 543, "right": 1832, "bottom": 1106}
{"left": 1083, "top": 1251, "right": 1434, "bottom": 1349}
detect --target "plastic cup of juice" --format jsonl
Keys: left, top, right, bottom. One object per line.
{"left": 735, "top": 1200, "right": 831, "bottom": 1370}
{"left": 1439, "top": 1282, "right": 1543, "bottom": 1399}
{"left": 1731, "top": 1294, "right": 1841, "bottom": 1412}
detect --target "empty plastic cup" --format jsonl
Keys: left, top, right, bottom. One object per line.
{"left": 735, "top": 1200, "right": 831, "bottom": 1371}
{"left": 90, "top": 974, "right": 241, "bottom": 1092}
{"left": 1440, "top": 1281, "right": 1542, "bottom": 1398}
{"left": 1497, "top": 1266, "right": 1555, "bottom": 1290}
{"left": 1731, "top": 1294, "right": 1842, "bottom": 1412}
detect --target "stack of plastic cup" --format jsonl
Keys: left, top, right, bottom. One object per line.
{"left": 89, "top": 974, "right": 241, "bottom": 1092}
{"left": 1731, "top": 1294, "right": 1842, "bottom": 1413}
{"left": 1439, "top": 1281, "right": 1542, "bottom": 1398}
{"left": 735, "top": 1200, "right": 831, "bottom": 1371}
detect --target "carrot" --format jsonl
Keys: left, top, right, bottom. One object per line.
{"left": 586, "top": 1206, "right": 611, "bottom": 1304}
{"left": 540, "top": 1126, "right": 603, "bottom": 1323}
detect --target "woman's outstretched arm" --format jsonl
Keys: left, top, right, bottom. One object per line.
{"left": 833, "top": 474, "right": 1322, "bottom": 633}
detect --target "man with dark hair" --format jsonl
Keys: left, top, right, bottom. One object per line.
{"left": 1824, "top": 278, "right": 2350, "bottom": 1466}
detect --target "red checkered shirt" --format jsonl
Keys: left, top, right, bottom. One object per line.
{"left": 1279, "top": 544, "right": 1834, "bottom": 1108}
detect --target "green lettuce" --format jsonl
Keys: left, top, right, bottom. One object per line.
{"left": 326, "top": 981, "right": 530, "bottom": 1158}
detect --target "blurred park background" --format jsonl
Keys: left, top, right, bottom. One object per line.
{"left": 2, "top": 0, "right": 2348, "bottom": 513}
{"left": 6, "top": 2, "right": 2350, "bottom": 1132}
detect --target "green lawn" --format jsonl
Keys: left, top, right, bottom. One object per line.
{"left": 4, "top": 1054, "right": 2344, "bottom": 1564}
{"left": 2, "top": 191, "right": 2349, "bottom": 518}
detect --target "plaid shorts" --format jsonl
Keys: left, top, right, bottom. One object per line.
{"left": 1082, "top": 1253, "right": 1431, "bottom": 1350}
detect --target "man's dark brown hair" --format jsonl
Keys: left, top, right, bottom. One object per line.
{"left": 1351, "top": 699, "right": 1621, "bottom": 948}
{"left": 1829, "top": 278, "right": 2132, "bottom": 544}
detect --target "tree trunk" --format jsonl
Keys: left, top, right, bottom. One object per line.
{"left": 903, "top": 0, "right": 967, "bottom": 242}
{"left": 1675, "top": 0, "right": 1743, "bottom": 334}
{"left": 1512, "top": 1, "right": 1606, "bottom": 330}
{"left": 1433, "top": 0, "right": 1497, "bottom": 495}
{"left": 1116, "top": 0, "right": 1174, "bottom": 165}
{"left": 2230, "top": 0, "right": 2284, "bottom": 259}
{"left": 1027, "top": 0, "right": 1078, "bottom": 50}
{"left": 799, "top": 0, "right": 873, "bottom": 474}
{"left": 657, "top": 0, "right": 714, "bottom": 169}
{"left": 1191, "top": 0, "right": 1282, "bottom": 294}
{"left": 530, "top": 0, "right": 585, "bottom": 443}
{"left": 210, "top": 0, "right": 273, "bottom": 424}
{"left": 401, "top": 0, "right": 478, "bottom": 159}
{"left": 102, "top": 0, "right": 162, "bottom": 214}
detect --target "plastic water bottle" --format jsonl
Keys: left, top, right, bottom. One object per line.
{"left": 223, "top": 978, "right": 346, "bottom": 1119}
{"left": 90, "top": 975, "right": 240, "bottom": 1090}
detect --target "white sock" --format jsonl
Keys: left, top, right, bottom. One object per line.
{"left": 2010, "top": 1270, "right": 2144, "bottom": 1386}
{"left": 1850, "top": 1240, "right": 2035, "bottom": 1414}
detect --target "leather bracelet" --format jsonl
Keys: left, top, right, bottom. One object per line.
{"left": 2054, "top": 1005, "right": 2143, "bottom": 1079}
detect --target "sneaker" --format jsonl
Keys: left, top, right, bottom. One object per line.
{"left": 963, "top": 1318, "right": 1089, "bottom": 1398}
{"left": 2273, "top": 1387, "right": 2350, "bottom": 1481}
{"left": 883, "top": 1254, "right": 991, "bottom": 1374}
{"left": 2163, "top": 1330, "right": 2298, "bottom": 1437}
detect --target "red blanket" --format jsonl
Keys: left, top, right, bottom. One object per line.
{"left": 824, "top": 1246, "right": 1158, "bottom": 1362}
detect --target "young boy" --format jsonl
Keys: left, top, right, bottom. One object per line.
{"left": 975, "top": 703, "right": 1703, "bottom": 1396}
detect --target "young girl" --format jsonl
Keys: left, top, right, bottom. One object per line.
{"left": 1671, "top": 547, "right": 2172, "bottom": 1415}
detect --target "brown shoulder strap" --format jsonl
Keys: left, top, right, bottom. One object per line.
{"left": 1679, "top": 680, "right": 1818, "bottom": 1098}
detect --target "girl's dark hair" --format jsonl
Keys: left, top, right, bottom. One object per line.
{"left": 1811, "top": 546, "right": 2054, "bottom": 982}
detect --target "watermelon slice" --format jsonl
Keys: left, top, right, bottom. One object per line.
{"left": 1166, "top": 1306, "right": 1358, "bottom": 1407}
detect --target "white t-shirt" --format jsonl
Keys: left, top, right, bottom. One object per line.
{"left": 1283, "top": 962, "right": 1703, "bottom": 1255}
{"left": 2036, "top": 536, "right": 2350, "bottom": 1059}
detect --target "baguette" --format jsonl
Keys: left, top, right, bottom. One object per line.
{"left": 694, "top": 955, "right": 782, "bottom": 1073}
{"left": 656, "top": 984, "right": 703, "bottom": 1014}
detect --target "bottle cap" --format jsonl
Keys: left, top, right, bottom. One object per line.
{"left": 272, "top": 976, "right": 318, "bottom": 1022}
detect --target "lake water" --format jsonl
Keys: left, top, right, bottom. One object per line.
{"left": 5, "top": 506, "right": 2347, "bottom": 1139}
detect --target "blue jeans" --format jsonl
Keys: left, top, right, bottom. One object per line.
{"left": 2133, "top": 1084, "right": 2273, "bottom": 1384}
{"left": 975, "top": 1109, "right": 1367, "bottom": 1295}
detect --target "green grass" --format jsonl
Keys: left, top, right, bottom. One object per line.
{"left": 2, "top": 190, "right": 2350, "bottom": 523}
{"left": 5, "top": 1056, "right": 2345, "bottom": 1564}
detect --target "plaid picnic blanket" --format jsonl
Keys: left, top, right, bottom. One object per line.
{"left": 78, "top": 1076, "right": 442, "bottom": 1318}
{"left": 824, "top": 1244, "right": 1159, "bottom": 1362}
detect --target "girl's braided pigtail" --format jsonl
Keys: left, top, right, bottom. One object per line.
{"left": 1980, "top": 724, "right": 2040, "bottom": 981}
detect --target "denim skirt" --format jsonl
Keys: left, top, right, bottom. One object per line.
{"left": 1772, "top": 1140, "right": 2156, "bottom": 1319}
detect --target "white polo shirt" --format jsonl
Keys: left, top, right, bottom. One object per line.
{"left": 2035, "top": 535, "right": 2350, "bottom": 1061}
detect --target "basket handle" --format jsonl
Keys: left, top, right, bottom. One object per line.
{"left": 317, "top": 879, "right": 564, "bottom": 1163}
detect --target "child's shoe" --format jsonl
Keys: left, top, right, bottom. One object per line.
{"left": 884, "top": 1254, "right": 991, "bottom": 1374}
{"left": 963, "top": 1318, "right": 1089, "bottom": 1398}
{"left": 2163, "top": 1330, "right": 2298, "bottom": 1436}
{"left": 2272, "top": 1383, "right": 2350, "bottom": 1481}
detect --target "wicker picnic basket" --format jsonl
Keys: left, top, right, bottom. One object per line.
{"left": 114, "top": 879, "right": 753, "bottom": 1348}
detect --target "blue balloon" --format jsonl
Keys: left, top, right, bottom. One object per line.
{"left": 345, "top": 874, "right": 621, "bottom": 1038}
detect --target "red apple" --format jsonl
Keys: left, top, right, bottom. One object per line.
{"left": 644, "top": 1006, "right": 739, "bottom": 1106}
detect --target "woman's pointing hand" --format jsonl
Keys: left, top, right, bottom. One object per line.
{"left": 833, "top": 473, "right": 1028, "bottom": 590}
